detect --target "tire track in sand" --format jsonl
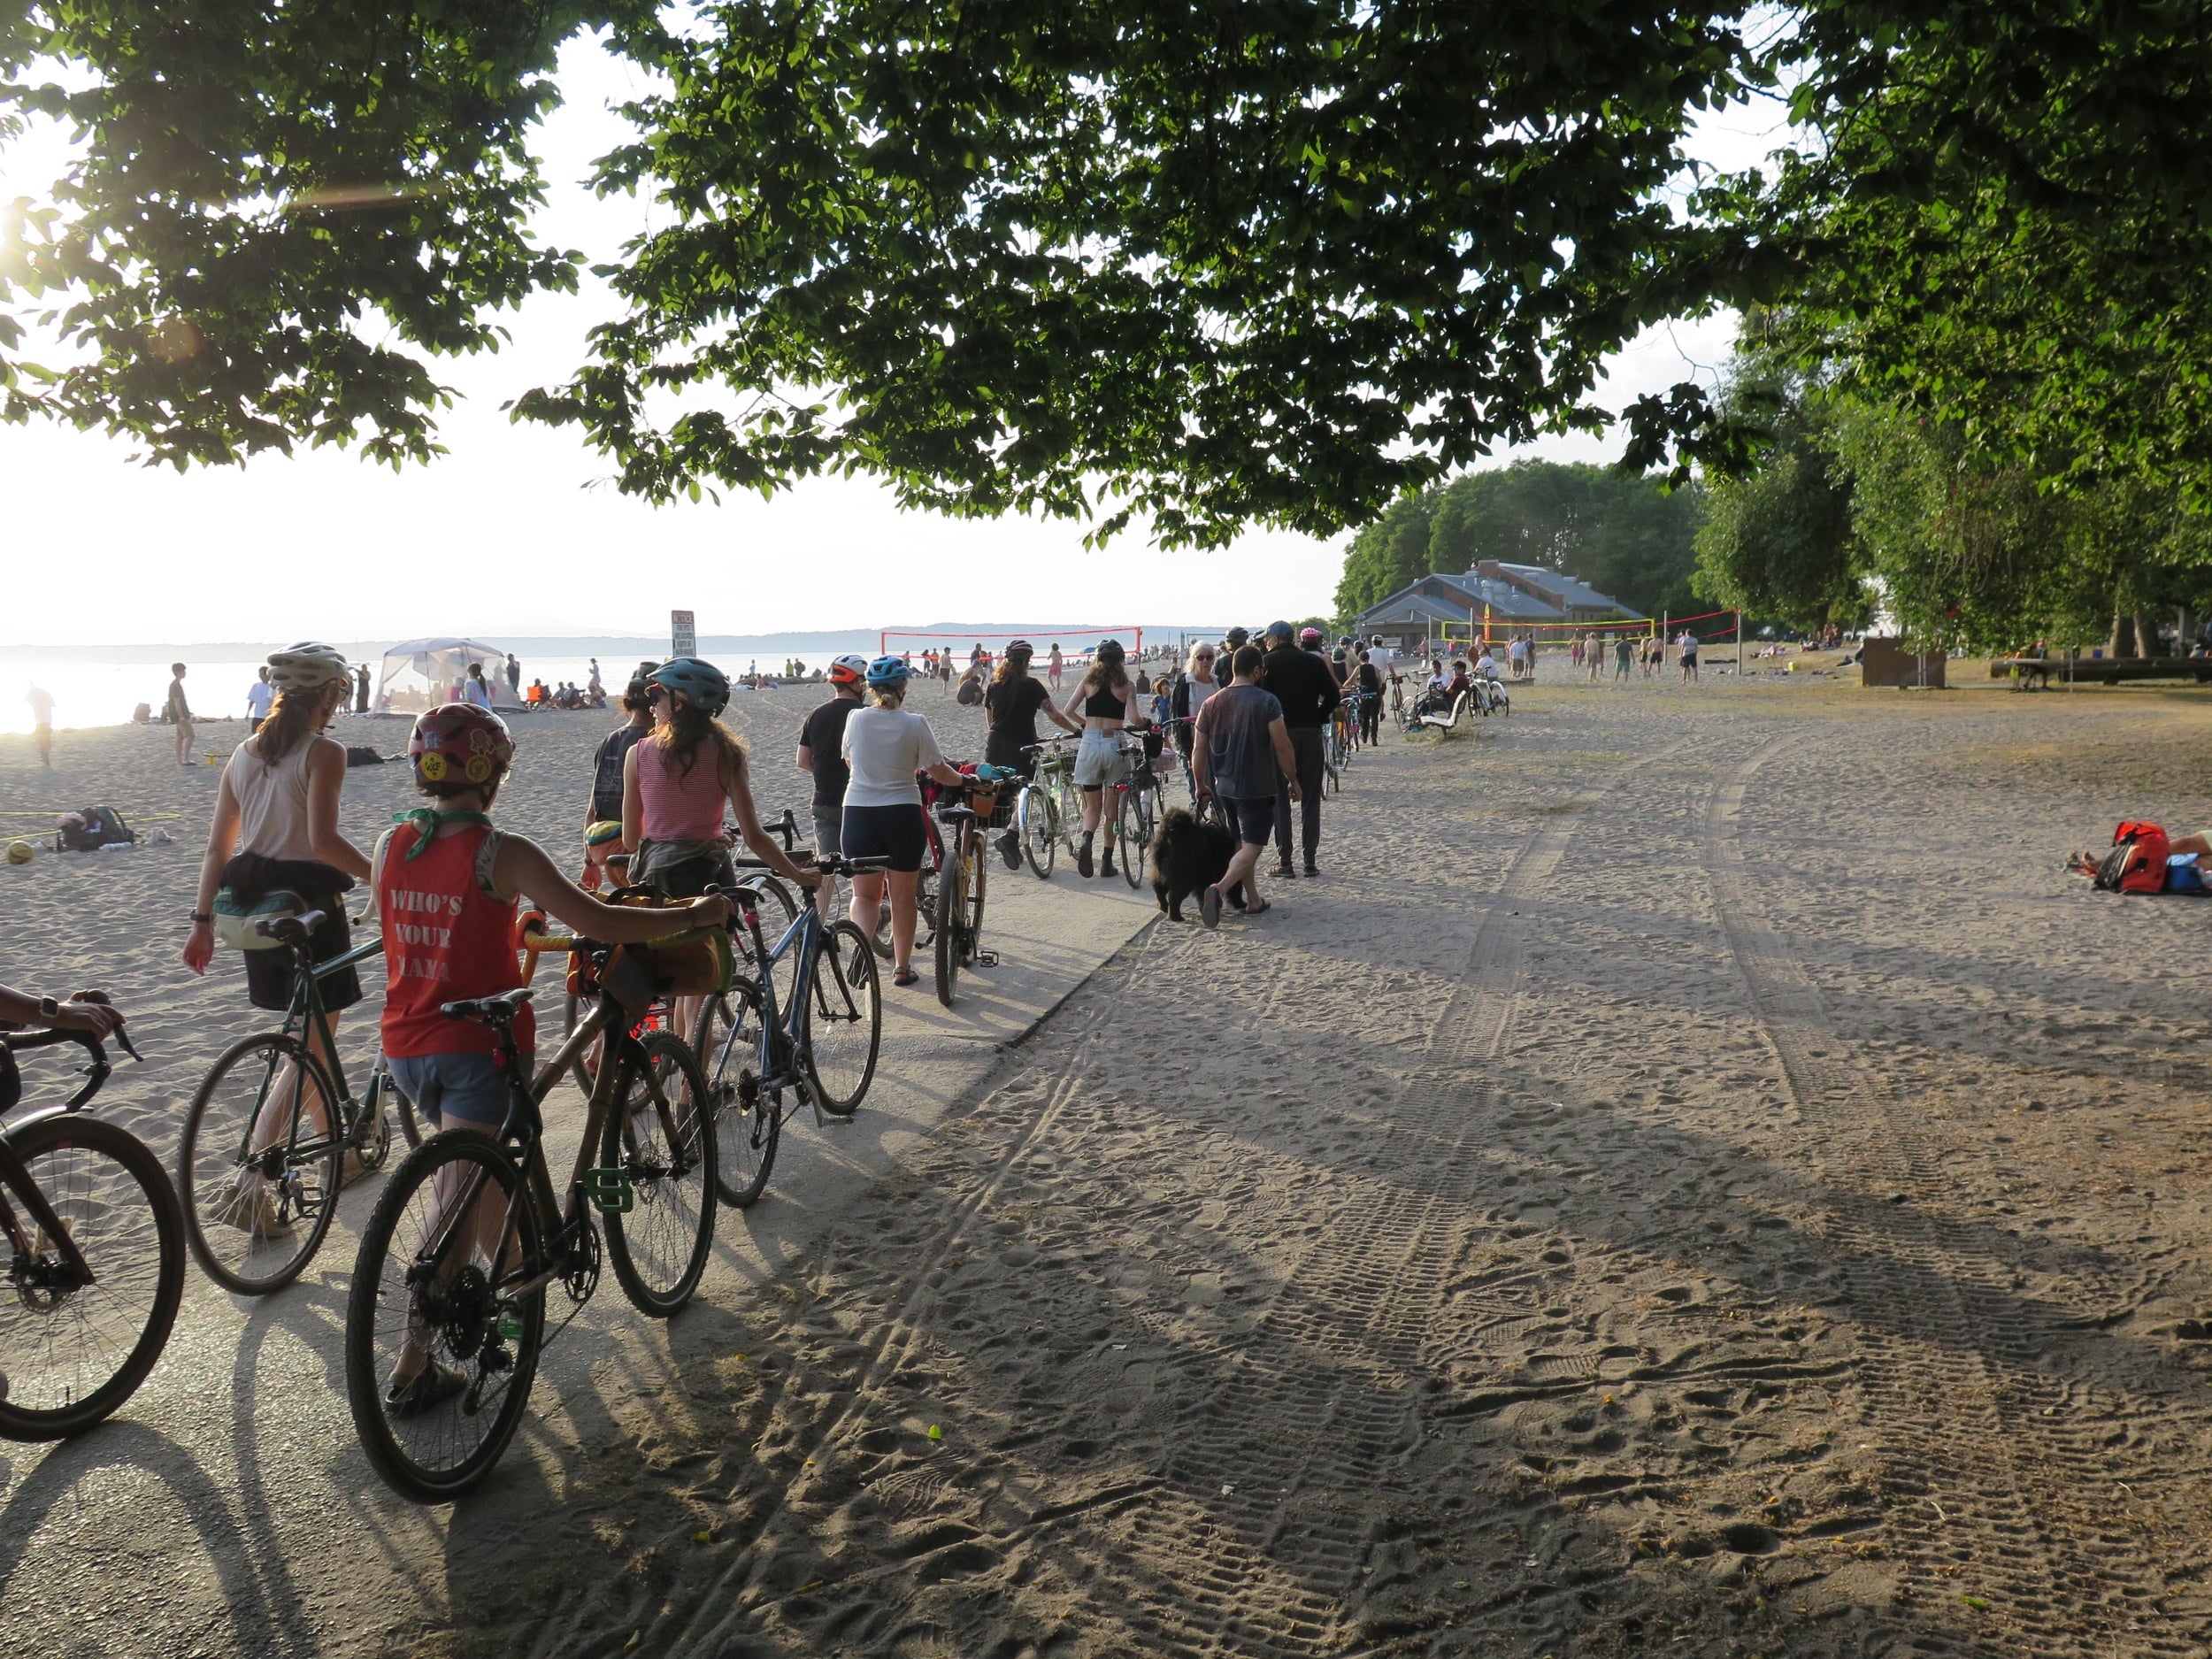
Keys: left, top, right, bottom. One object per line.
{"left": 1704, "top": 737, "right": 2207, "bottom": 1656}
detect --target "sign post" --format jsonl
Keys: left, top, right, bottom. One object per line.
{"left": 671, "top": 610, "right": 696, "bottom": 658}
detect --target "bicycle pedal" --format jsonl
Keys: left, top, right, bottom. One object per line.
{"left": 583, "top": 1164, "right": 634, "bottom": 1214}
{"left": 976, "top": 950, "right": 999, "bottom": 967}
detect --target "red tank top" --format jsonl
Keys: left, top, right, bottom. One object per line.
{"left": 377, "top": 823, "right": 534, "bottom": 1059}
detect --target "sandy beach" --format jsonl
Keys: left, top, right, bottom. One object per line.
{"left": 6, "top": 670, "right": 2212, "bottom": 1657}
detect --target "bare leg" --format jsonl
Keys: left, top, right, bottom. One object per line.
{"left": 886, "top": 869, "right": 919, "bottom": 973}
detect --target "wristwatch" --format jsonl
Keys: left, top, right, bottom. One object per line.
{"left": 35, "top": 995, "right": 58, "bottom": 1022}
{"left": 190, "top": 910, "right": 213, "bottom": 925}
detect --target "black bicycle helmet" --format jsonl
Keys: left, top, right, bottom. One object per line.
{"left": 1094, "top": 637, "right": 1125, "bottom": 664}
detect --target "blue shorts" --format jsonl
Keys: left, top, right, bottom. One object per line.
{"left": 389, "top": 1049, "right": 530, "bottom": 1129}
{"left": 810, "top": 807, "right": 842, "bottom": 859}
{"left": 842, "top": 803, "right": 927, "bottom": 873}
{"left": 1225, "top": 795, "right": 1275, "bottom": 847}
{"left": 2170, "top": 853, "right": 2207, "bottom": 894}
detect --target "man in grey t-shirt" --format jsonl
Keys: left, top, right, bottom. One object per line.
{"left": 1191, "top": 643, "right": 1298, "bottom": 927}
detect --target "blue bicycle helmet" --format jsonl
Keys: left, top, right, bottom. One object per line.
{"left": 646, "top": 657, "right": 730, "bottom": 716}
{"left": 865, "top": 654, "right": 910, "bottom": 689}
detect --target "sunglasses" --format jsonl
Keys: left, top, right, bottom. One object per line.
{"left": 648, "top": 685, "right": 673, "bottom": 702}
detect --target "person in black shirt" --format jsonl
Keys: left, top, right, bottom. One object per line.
{"left": 1257, "top": 621, "right": 1339, "bottom": 878}
{"left": 584, "top": 680, "right": 655, "bottom": 885}
{"left": 983, "top": 641, "right": 1080, "bottom": 867}
{"left": 797, "top": 656, "right": 872, "bottom": 918}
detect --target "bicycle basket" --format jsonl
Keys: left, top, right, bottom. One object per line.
{"left": 966, "top": 784, "right": 1014, "bottom": 827}
{"left": 577, "top": 892, "right": 736, "bottom": 1011}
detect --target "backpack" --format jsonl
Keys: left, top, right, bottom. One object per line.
{"left": 58, "top": 805, "right": 135, "bottom": 852}
{"left": 2094, "top": 820, "right": 2170, "bottom": 893}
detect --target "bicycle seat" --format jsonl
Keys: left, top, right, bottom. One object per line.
{"left": 255, "top": 911, "right": 326, "bottom": 945}
{"left": 441, "top": 988, "right": 536, "bottom": 1025}
{"left": 937, "top": 803, "right": 979, "bottom": 822}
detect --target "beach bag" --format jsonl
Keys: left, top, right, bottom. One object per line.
{"left": 565, "top": 889, "right": 733, "bottom": 1014}
{"left": 58, "top": 804, "right": 134, "bottom": 852}
{"left": 344, "top": 745, "right": 388, "bottom": 767}
{"left": 213, "top": 887, "right": 310, "bottom": 949}
{"left": 2094, "top": 821, "right": 2170, "bottom": 893}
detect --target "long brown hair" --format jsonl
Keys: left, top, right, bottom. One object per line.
{"left": 1077, "top": 659, "right": 1131, "bottom": 702}
{"left": 251, "top": 682, "right": 340, "bottom": 766}
{"left": 654, "top": 700, "right": 749, "bottom": 784}
{"left": 992, "top": 654, "right": 1030, "bottom": 687}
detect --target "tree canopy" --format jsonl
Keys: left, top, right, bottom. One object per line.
{"left": 1334, "top": 460, "right": 1702, "bottom": 621}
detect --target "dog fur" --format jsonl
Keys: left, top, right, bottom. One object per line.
{"left": 1150, "top": 806, "right": 1240, "bottom": 921}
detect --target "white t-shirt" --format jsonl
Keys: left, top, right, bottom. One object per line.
{"left": 245, "top": 680, "right": 274, "bottom": 718}
{"left": 1475, "top": 651, "right": 1498, "bottom": 679}
{"left": 841, "top": 706, "right": 948, "bottom": 808}
{"left": 26, "top": 687, "right": 53, "bottom": 724}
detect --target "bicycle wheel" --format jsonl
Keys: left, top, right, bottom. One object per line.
{"left": 345, "top": 1132, "right": 542, "bottom": 1502}
{"left": 1018, "top": 784, "right": 1056, "bottom": 879}
{"left": 1115, "top": 789, "right": 1144, "bottom": 888}
{"left": 696, "top": 985, "right": 780, "bottom": 1209}
{"left": 803, "top": 920, "right": 882, "bottom": 1114}
{"left": 0, "top": 1116, "right": 185, "bottom": 1441}
{"left": 603, "top": 1032, "right": 718, "bottom": 1316}
{"left": 970, "top": 823, "right": 988, "bottom": 942}
{"left": 177, "top": 1033, "right": 344, "bottom": 1295}
{"left": 1125, "top": 776, "right": 1158, "bottom": 888}
{"left": 934, "top": 838, "right": 967, "bottom": 1007}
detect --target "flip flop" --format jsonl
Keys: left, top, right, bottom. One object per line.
{"left": 1246, "top": 897, "right": 1272, "bottom": 917}
{"left": 1199, "top": 884, "right": 1223, "bottom": 930}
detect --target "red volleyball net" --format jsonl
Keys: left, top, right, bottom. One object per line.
{"left": 879, "top": 626, "right": 1145, "bottom": 657}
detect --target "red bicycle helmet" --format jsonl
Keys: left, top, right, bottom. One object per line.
{"left": 410, "top": 704, "right": 515, "bottom": 789}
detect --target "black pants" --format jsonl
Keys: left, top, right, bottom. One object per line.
{"left": 1274, "top": 726, "right": 1325, "bottom": 866}
{"left": 1358, "top": 696, "right": 1380, "bottom": 744}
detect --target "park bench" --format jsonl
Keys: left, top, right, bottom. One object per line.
{"left": 1415, "top": 689, "right": 1475, "bottom": 730}
{"left": 1992, "top": 656, "right": 2212, "bottom": 688}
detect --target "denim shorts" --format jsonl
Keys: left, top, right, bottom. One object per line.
{"left": 810, "top": 807, "right": 842, "bottom": 859}
{"left": 388, "top": 1049, "right": 530, "bottom": 1129}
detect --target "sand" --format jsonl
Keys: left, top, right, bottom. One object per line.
{"left": 6, "top": 669, "right": 2212, "bottom": 1658}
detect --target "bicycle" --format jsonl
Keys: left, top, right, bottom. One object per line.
{"left": 1, "top": 1005, "right": 186, "bottom": 1440}
{"left": 344, "top": 941, "right": 719, "bottom": 1502}
{"left": 691, "top": 854, "right": 887, "bottom": 1207}
{"left": 1109, "top": 733, "right": 1163, "bottom": 889}
{"left": 1014, "top": 735, "right": 1080, "bottom": 878}
{"left": 930, "top": 776, "right": 1001, "bottom": 1005}
{"left": 177, "top": 914, "right": 415, "bottom": 1295}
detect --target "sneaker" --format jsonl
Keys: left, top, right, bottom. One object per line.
{"left": 342, "top": 1148, "right": 373, "bottom": 1188}
{"left": 385, "top": 1359, "right": 469, "bottom": 1419}
{"left": 1303, "top": 862, "right": 1320, "bottom": 879}
{"left": 1199, "top": 884, "right": 1224, "bottom": 930}
{"left": 216, "top": 1171, "right": 294, "bottom": 1240}
{"left": 1271, "top": 861, "right": 1295, "bottom": 879}
{"left": 998, "top": 830, "right": 1022, "bottom": 871}
{"left": 1076, "top": 838, "right": 1094, "bottom": 879}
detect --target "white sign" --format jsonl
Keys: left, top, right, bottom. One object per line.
{"left": 671, "top": 610, "right": 696, "bottom": 657}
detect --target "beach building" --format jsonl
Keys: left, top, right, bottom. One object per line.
{"left": 1355, "top": 561, "right": 1644, "bottom": 651}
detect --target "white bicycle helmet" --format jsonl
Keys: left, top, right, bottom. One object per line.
{"left": 266, "top": 641, "right": 353, "bottom": 691}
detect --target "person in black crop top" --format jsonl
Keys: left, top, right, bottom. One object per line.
{"left": 1061, "top": 638, "right": 1149, "bottom": 878}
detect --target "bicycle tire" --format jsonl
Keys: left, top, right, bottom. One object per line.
{"left": 696, "top": 985, "right": 779, "bottom": 1208}
{"left": 603, "top": 1032, "right": 718, "bottom": 1317}
{"left": 345, "top": 1132, "right": 543, "bottom": 1502}
{"left": 803, "top": 920, "right": 882, "bottom": 1115}
{"left": 1130, "top": 776, "right": 1158, "bottom": 887}
{"left": 177, "top": 1033, "right": 345, "bottom": 1296}
{"left": 1117, "top": 786, "right": 1144, "bottom": 888}
{"left": 740, "top": 876, "right": 802, "bottom": 1018}
{"left": 1019, "top": 783, "right": 1056, "bottom": 879}
{"left": 934, "top": 836, "right": 966, "bottom": 1007}
{"left": 970, "top": 822, "right": 988, "bottom": 947}
{"left": 0, "top": 1115, "right": 185, "bottom": 1441}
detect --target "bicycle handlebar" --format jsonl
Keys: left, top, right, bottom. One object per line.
{"left": 1, "top": 992, "right": 140, "bottom": 1111}
{"left": 732, "top": 854, "right": 890, "bottom": 877}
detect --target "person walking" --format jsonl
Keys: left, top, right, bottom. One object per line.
{"left": 796, "top": 655, "right": 871, "bottom": 920}
{"left": 1168, "top": 641, "right": 1221, "bottom": 803}
{"left": 1190, "top": 642, "right": 1298, "bottom": 927}
{"left": 841, "top": 657, "right": 964, "bottom": 987}
{"left": 621, "top": 657, "right": 817, "bottom": 1038}
{"left": 245, "top": 666, "right": 274, "bottom": 732}
{"left": 180, "top": 643, "right": 369, "bottom": 1230}
{"left": 1062, "top": 638, "right": 1149, "bottom": 879}
{"left": 582, "top": 677, "right": 655, "bottom": 887}
{"left": 1048, "top": 643, "right": 1064, "bottom": 690}
{"left": 1355, "top": 649, "right": 1384, "bottom": 744}
{"left": 985, "top": 641, "right": 1080, "bottom": 865}
{"left": 26, "top": 685, "right": 53, "bottom": 767}
{"left": 1257, "top": 621, "right": 1337, "bottom": 877}
{"left": 165, "top": 662, "right": 195, "bottom": 766}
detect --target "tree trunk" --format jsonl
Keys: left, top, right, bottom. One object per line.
{"left": 2135, "top": 609, "right": 2160, "bottom": 658}
{"left": 2110, "top": 611, "right": 2133, "bottom": 657}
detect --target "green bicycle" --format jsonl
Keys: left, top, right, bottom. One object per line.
{"left": 177, "top": 914, "right": 419, "bottom": 1295}
{"left": 1016, "top": 735, "right": 1082, "bottom": 879}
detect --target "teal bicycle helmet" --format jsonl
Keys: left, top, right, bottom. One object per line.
{"left": 866, "top": 655, "right": 910, "bottom": 688}
{"left": 647, "top": 657, "right": 731, "bottom": 716}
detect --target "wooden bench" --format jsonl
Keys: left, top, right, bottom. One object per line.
{"left": 1992, "top": 657, "right": 2212, "bottom": 687}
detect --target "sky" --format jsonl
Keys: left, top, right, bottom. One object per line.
{"left": 0, "top": 39, "right": 1799, "bottom": 649}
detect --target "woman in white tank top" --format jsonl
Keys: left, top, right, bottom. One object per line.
{"left": 181, "top": 644, "right": 372, "bottom": 1233}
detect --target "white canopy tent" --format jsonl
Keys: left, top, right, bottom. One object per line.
{"left": 373, "top": 639, "right": 519, "bottom": 714}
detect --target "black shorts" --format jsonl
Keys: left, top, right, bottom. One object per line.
{"left": 984, "top": 733, "right": 1038, "bottom": 777}
{"left": 842, "top": 803, "right": 928, "bottom": 873}
{"left": 243, "top": 900, "right": 361, "bottom": 1013}
{"left": 1225, "top": 795, "right": 1275, "bottom": 848}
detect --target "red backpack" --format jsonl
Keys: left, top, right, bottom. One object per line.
{"left": 2094, "top": 821, "right": 2170, "bottom": 893}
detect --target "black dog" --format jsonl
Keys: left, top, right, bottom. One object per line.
{"left": 1150, "top": 806, "right": 1240, "bottom": 921}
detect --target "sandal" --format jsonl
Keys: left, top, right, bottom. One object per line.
{"left": 893, "top": 967, "right": 920, "bottom": 987}
{"left": 1246, "top": 897, "right": 1273, "bottom": 917}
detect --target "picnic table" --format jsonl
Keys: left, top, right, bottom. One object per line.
{"left": 1992, "top": 656, "right": 2212, "bottom": 687}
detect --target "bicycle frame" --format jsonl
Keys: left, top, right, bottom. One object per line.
{"left": 231, "top": 935, "right": 387, "bottom": 1173}
{"left": 711, "top": 895, "right": 829, "bottom": 1103}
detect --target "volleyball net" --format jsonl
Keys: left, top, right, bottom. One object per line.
{"left": 1432, "top": 608, "right": 1741, "bottom": 645}
{"left": 879, "top": 626, "right": 1144, "bottom": 657}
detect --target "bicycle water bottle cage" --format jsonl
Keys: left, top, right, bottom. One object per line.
{"left": 584, "top": 1164, "right": 634, "bottom": 1214}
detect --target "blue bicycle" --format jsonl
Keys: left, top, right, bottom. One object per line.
{"left": 691, "top": 853, "right": 887, "bottom": 1208}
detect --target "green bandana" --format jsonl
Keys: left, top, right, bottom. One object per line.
{"left": 395, "top": 809, "right": 494, "bottom": 860}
